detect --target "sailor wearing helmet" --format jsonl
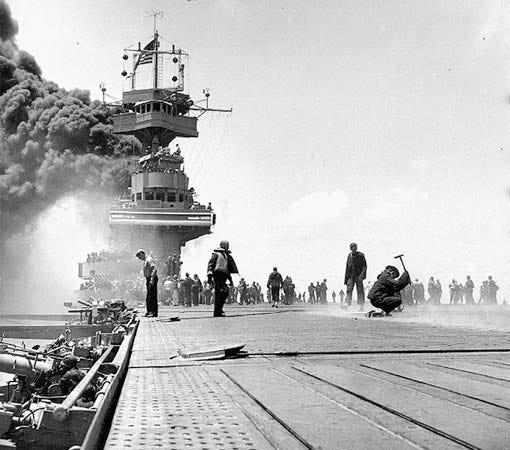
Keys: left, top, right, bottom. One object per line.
{"left": 366, "top": 265, "right": 410, "bottom": 317}
{"left": 207, "top": 240, "right": 239, "bottom": 317}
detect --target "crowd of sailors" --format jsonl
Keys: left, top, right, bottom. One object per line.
{"left": 80, "top": 244, "right": 503, "bottom": 312}
{"left": 80, "top": 273, "right": 501, "bottom": 308}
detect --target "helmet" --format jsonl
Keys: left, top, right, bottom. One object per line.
{"left": 62, "top": 355, "right": 78, "bottom": 369}
{"left": 385, "top": 265, "right": 400, "bottom": 278}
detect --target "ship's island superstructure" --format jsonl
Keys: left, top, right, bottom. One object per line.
{"left": 78, "top": 23, "right": 229, "bottom": 294}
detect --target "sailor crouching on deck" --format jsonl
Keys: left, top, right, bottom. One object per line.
{"left": 207, "top": 240, "right": 239, "bottom": 317}
{"left": 366, "top": 265, "right": 410, "bottom": 317}
{"left": 136, "top": 249, "right": 158, "bottom": 318}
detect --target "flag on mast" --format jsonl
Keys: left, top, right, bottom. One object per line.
{"left": 134, "top": 39, "right": 156, "bottom": 71}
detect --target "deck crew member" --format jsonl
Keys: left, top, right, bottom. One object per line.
{"left": 191, "top": 274, "right": 203, "bottom": 306}
{"left": 464, "top": 275, "right": 475, "bottom": 305}
{"left": 58, "top": 355, "right": 85, "bottom": 396}
{"left": 344, "top": 243, "right": 367, "bottom": 310}
{"left": 367, "top": 265, "right": 410, "bottom": 316}
{"left": 207, "top": 240, "right": 239, "bottom": 317}
{"left": 181, "top": 273, "right": 193, "bottom": 307}
{"left": 487, "top": 276, "right": 499, "bottom": 304}
{"left": 267, "top": 267, "right": 284, "bottom": 308}
{"left": 136, "top": 249, "right": 158, "bottom": 317}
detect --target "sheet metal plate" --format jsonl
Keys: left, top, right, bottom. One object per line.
{"left": 104, "top": 366, "right": 273, "bottom": 450}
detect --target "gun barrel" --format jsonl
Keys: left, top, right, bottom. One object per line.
{"left": 0, "top": 353, "right": 54, "bottom": 377}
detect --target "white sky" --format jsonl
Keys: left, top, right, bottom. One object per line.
{"left": 10, "top": 0, "right": 510, "bottom": 299}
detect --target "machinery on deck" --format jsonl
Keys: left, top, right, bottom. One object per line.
{"left": 0, "top": 311, "right": 137, "bottom": 449}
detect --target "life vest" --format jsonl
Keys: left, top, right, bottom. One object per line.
{"left": 215, "top": 251, "right": 229, "bottom": 273}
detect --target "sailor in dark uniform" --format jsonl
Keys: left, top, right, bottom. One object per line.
{"left": 207, "top": 241, "right": 239, "bottom": 317}
{"left": 344, "top": 243, "right": 367, "bottom": 310}
{"left": 367, "top": 265, "right": 410, "bottom": 316}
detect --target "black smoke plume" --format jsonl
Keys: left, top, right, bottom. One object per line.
{"left": 0, "top": 0, "right": 140, "bottom": 304}
{"left": 0, "top": 0, "right": 139, "bottom": 243}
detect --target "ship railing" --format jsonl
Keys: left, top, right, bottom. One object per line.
{"left": 51, "top": 321, "right": 138, "bottom": 423}
{"left": 52, "top": 344, "right": 118, "bottom": 422}
{"left": 80, "top": 319, "right": 139, "bottom": 449}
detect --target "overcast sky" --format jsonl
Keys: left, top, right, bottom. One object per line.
{"left": 10, "top": 0, "right": 510, "bottom": 299}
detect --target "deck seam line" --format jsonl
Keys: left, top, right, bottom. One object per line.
{"left": 203, "top": 367, "right": 296, "bottom": 450}
{"left": 220, "top": 368, "right": 315, "bottom": 450}
{"left": 293, "top": 366, "right": 482, "bottom": 450}
{"left": 271, "top": 366, "right": 426, "bottom": 450}
{"left": 427, "top": 363, "right": 510, "bottom": 382}
{"left": 359, "top": 363, "right": 510, "bottom": 413}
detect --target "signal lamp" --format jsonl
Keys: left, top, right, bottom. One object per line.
{"left": 172, "top": 76, "right": 178, "bottom": 82}
{"left": 122, "top": 54, "right": 128, "bottom": 60}
{"left": 173, "top": 57, "right": 178, "bottom": 63}
{"left": 121, "top": 70, "right": 127, "bottom": 77}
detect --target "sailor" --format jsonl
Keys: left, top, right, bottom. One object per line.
{"left": 366, "top": 265, "right": 410, "bottom": 317}
{"left": 207, "top": 240, "right": 239, "bottom": 317}
{"left": 344, "top": 243, "right": 367, "bottom": 311}
{"left": 308, "top": 282, "right": 316, "bottom": 303}
{"left": 332, "top": 290, "right": 337, "bottom": 303}
{"left": 464, "top": 275, "right": 475, "bottom": 305}
{"left": 237, "top": 278, "right": 247, "bottom": 305}
{"left": 191, "top": 274, "right": 203, "bottom": 306}
{"left": 267, "top": 267, "right": 284, "bottom": 308}
{"left": 436, "top": 279, "right": 443, "bottom": 304}
{"left": 427, "top": 276, "right": 436, "bottom": 303}
{"left": 136, "top": 249, "right": 158, "bottom": 317}
{"left": 479, "top": 280, "right": 488, "bottom": 304}
{"left": 58, "top": 356, "right": 85, "bottom": 395}
{"left": 339, "top": 289, "right": 346, "bottom": 307}
{"left": 163, "top": 276, "right": 173, "bottom": 305}
{"left": 181, "top": 273, "right": 193, "bottom": 307}
{"left": 487, "top": 276, "right": 499, "bottom": 304}
{"left": 449, "top": 279, "right": 458, "bottom": 304}
{"left": 202, "top": 280, "right": 213, "bottom": 305}
{"left": 412, "top": 279, "right": 425, "bottom": 304}
{"left": 320, "top": 279, "right": 328, "bottom": 303}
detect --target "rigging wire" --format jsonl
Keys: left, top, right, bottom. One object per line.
{"left": 191, "top": 113, "right": 222, "bottom": 182}
{"left": 185, "top": 113, "right": 216, "bottom": 184}
{"left": 194, "top": 115, "right": 231, "bottom": 186}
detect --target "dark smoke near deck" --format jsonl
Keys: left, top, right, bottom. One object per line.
{"left": 0, "top": 0, "right": 140, "bottom": 311}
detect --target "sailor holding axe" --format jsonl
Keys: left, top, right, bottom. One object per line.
{"left": 366, "top": 254, "right": 411, "bottom": 317}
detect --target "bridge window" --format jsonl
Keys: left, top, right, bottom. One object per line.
{"left": 146, "top": 103, "right": 151, "bottom": 112}
{"left": 153, "top": 102, "right": 160, "bottom": 112}
{"left": 145, "top": 191, "right": 154, "bottom": 200}
{"left": 136, "top": 193, "right": 142, "bottom": 200}
{"left": 167, "top": 192, "right": 176, "bottom": 202}
{"left": 155, "top": 192, "right": 164, "bottom": 201}
{"left": 179, "top": 194, "right": 184, "bottom": 202}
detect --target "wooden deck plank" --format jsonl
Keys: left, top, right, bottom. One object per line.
{"left": 223, "top": 364, "right": 434, "bottom": 450}
{"left": 298, "top": 363, "right": 510, "bottom": 449}
{"left": 362, "top": 360, "right": 510, "bottom": 410}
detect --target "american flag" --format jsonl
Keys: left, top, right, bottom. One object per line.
{"left": 134, "top": 39, "right": 155, "bottom": 70}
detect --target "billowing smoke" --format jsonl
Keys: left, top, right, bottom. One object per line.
{"left": 0, "top": 0, "right": 140, "bottom": 310}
